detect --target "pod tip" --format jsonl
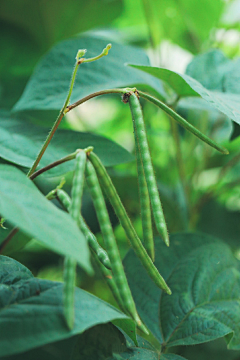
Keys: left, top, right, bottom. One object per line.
{"left": 137, "top": 321, "right": 149, "bottom": 335}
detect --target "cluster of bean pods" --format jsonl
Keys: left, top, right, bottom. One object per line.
{"left": 47, "top": 91, "right": 171, "bottom": 333}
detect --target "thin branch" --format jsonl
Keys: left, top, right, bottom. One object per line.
{"left": 30, "top": 151, "right": 79, "bottom": 180}
{"left": 0, "top": 227, "right": 19, "bottom": 254}
{"left": 66, "top": 88, "right": 130, "bottom": 112}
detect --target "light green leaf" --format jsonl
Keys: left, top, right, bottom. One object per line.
{"left": 0, "top": 165, "right": 92, "bottom": 273}
{"left": 115, "top": 0, "right": 223, "bottom": 53}
{"left": 124, "top": 233, "right": 240, "bottom": 349}
{"left": 186, "top": 49, "right": 240, "bottom": 95}
{"left": 0, "top": 255, "right": 128, "bottom": 357}
{"left": 130, "top": 64, "right": 240, "bottom": 125}
{"left": 0, "top": 113, "right": 133, "bottom": 177}
{"left": 13, "top": 35, "right": 166, "bottom": 113}
{"left": 221, "top": 0, "right": 240, "bottom": 25}
{"left": 185, "top": 49, "right": 232, "bottom": 91}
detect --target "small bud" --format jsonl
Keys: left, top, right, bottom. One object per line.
{"left": 102, "top": 43, "right": 112, "bottom": 56}
{"left": 76, "top": 49, "right": 87, "bottom": 60}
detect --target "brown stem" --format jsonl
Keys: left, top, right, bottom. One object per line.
{"left": 30, "top": 151, "right": 78, "bottom": 180}
{"left": 0, "top": 227, "right": 19, "bottom": 254}
{"left": 66, "top": 88, "right": 128, "bottom": 112}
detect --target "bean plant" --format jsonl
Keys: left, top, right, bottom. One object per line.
{"left": 1, "top": 31, "right": 240, "bottom": 360}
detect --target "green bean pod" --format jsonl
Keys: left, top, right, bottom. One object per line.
{"left": 57, "top": 188, "right": 71, "bottom": 211}
{"left": 92, "top": 251, "right": 125, "bottom": 313}
{"left": 85, "top": 160, "right": 148, "bottom": 334}
{"left": 89, "top": 152, "right": 171, "bottom": 295}
{"left": 134, "top": 121, "right": 155, "bottom": 261}
{"left": 63, "top": 150, "right": 87, "bottom": 330}
{"left": 128, "top": 92, "right": 169, "bottom": 247}
{"left": 70, "top": 150, "right": 87, "bottom": 221}
{"left": 63, "top": 257, "right": 76, "bottom": 330}
{"left": 56, "top": 188, "right": 111, "bottom": 270}
{"left": 78, "top": 214, "right": 112, "bottom": 270}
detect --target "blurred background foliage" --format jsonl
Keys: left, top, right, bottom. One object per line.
{"left": 1, "top": 0, "right": 240, "bottom": 356}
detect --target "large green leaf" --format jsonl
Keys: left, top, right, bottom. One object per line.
{"left": 0, "top": 224, "right": 30, "bottom": 255}
{"left": 0, "top": 165, "right": 92, "bottom": 273}
{"left": 0, "top": 256, "right": 128, "bottom": 357}
{"left": 179, "top": 338, "right": 240, "bottom": 360}
{"left": 186, "top": 49, "right": 240, "bottom": 95}
{"left": 197, "top": 200, "right": 240, "bottom": 250}
{"left": 161, "top": 356, "right": 187, "bottom": 360}
{"left": 124, "top": 233, "right": 240, "bottom": 349}
{"left": 0, "top": 1, "right": 123, "bottom": 109}
{"left": 130, "top": 64, "right": 240, "bottom": 125}
{"left": 0, "top": 324, "right": 127, "bottom": 360}
{"left": 0, "top": 0, "right": 123, "bottom": 51}
{"left": 13, "top": 35, "right": 166, "bottom": 113}
{"left": 0, "top": 113, "right": 133, "bottom": 177}
{"left": 185, "top": 49, "right": 232, "bottom": 91}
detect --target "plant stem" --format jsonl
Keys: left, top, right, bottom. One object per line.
{"left": 0, "top": 227, "right": 19, "bottom": 254}
{"left": 138, "top": 90, "right": 229, "bottom": 155}
{"left": 170, "top": 119, "right": 190, "bottom": 210}
{"left": 30, "top": 150, "right": 79, "bottom": 180}
{"left": 26, "top": 44, "right": 113, "bottom": 178}
{"left": 66, "top": 88, "right": 132, "bottom": 112}
{"left": 27, "top": 58, "right": 84, "bottom": 178}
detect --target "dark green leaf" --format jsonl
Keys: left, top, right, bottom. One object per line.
{"left": 0, "top": 256, "right": 128, "bottom": 357}
{"left": 179, "top": 337, "right": 240, "bottom": 360}
{"left": 129, "top": 65, "right": 240, "bottom": 125}
{"left": 0, "top": 224, "right": 30, "bottom": 255}
{"left": 161, "top": 355, "right": 187, "bottom": 360}
{"left": 197, "top": 200, "right": 240, "bottom": 250}
{"left": 13, "top": 35, "right": 166, "bottom": 113}
{"left": 0, "top": 113, "right": 133, "bottom": 176}
{"left": 124, "top": 233, "right": 240, "bottom": 349}
{"left": 0, "top": 324, "right": 126, "bottom": 360}
{"left": 0, "top": 0, "right": 123, "bottom": 51}
{"left": 0, "top": 165, "right": 92, "bottom": 273}
{"left": 109, "top": 348, "right": 159, "bottom": 359}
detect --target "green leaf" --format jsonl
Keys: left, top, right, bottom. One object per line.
{"left": 109, "top": 348, "right": 159, "bottom": 359}
{"left": 0, "top": 324, "right": 126, "bottom": 360}
{"left": 197, "top": 200, "right": 240, "bottom": 250}
{"left": 0, "top": 0, "right": 123, "bottom": 51}
{"left": 177, "top": 97, "right": 233, "bottom": 142}
{"left": 123, "top": 233, "right": 240, "bottom": 349}
{"left": 0, "top": 165, "right": 92, "bottom": 273}
{"left": 0, "top": 255, "right": 129, "bottom": 357}
{"left": 185, "top": 49, "right": 232, "bottom": 91}
{"left": 161, "top": 355, "right": 187, "bottom": 360}
{"left": 0, "top": 113, "right": 133, "bottom": 176}
{"left": 108, "top": 335, "right": 158, "bottom": 360}
{"left": 13, "top": 35, "right": 166, "bottom": 113}
{"left": 129, "top": 64, "right": 240, "bottom": 125}
{"left": 179, "top": 337, "right": 240, "bottom": 360}
{"left": 0, "top": 224, "right": 30, "bottom": 255}
{"left": 186, "top": 49, "right": 240, "bottom": 95}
